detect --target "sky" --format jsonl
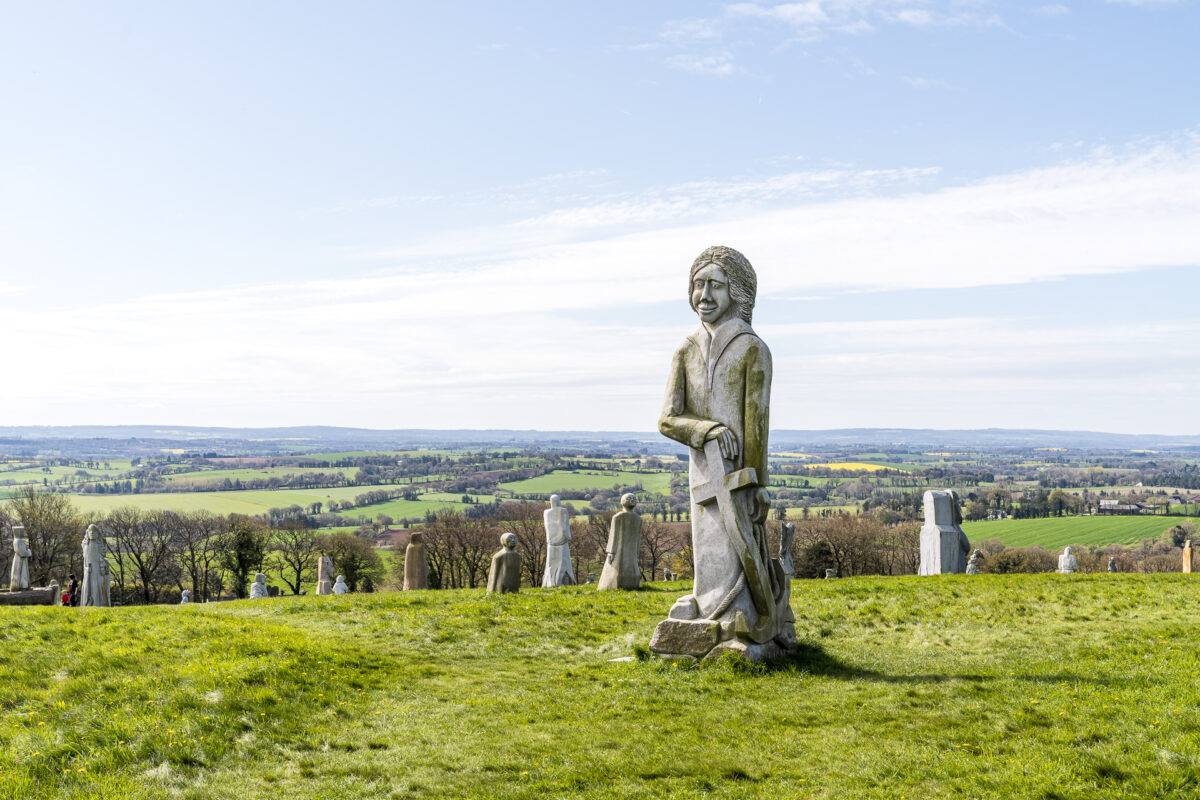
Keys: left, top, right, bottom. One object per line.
{"left": 1, "top": 0, "right": 1198, "bottom": 433}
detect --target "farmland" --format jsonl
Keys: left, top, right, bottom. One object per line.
{"left": 963, "top": 515, "right": 1198, "bottom": 549}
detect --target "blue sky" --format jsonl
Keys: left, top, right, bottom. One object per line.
{"left": 1, "top": 1, "right": 1198, "bottom": 432}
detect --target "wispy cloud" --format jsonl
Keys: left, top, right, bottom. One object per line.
{"left": 666, "top": 50, "right": 740, "bottom": 76}
{"left": 8, "top": 134, "right": 1200, "bottom": 430}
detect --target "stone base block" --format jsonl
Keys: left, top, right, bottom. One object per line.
{"left": 703, "top": 638, "right": 791, "bottom": 663}
{"left": 649, "top": 618, "right": 720, "bottom": 658}
{"left": 0, "top": 587, "right": 57, "bottom": 606}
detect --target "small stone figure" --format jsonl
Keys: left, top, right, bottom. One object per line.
{"left": 181, "top": 589, "right": 191, "bottom": 604}
{"left": 1184, "top": 541, "right": 1193, "bottom": 574}
{"left": 10, "top": 524, "right": 31, "bottom": 591}
{"left": 965, "top": 549, "right": 982, "bottom": 575}
{"left": 1108, "top": 556, "right": 1118, "bottom": 573}
{"left": 597, "top": 493, "right": 642, "bottom": 591}
{"left": 487, "top": 532, "right": 521, "bottom": 594}
{"left": 80, "top": 524, "right": 111, "bottom": 607}
{"left": 1057, "top": 546, "right": 1077, "bottom": 574}
{"left": 663, "top": 568, "right": 671, "bottom": 581}
{"left": 48, "top": 580, "right": 60, "bottom": 606}
{"left": 585, "top": 573, "right": 596, "bottom": 584}
{"left": 316, "top": 555, "right": 334, "bottom": 596}
{"left": 541, "top": 495, "right": 575, "bottom": 587}
{"left": 332, "top": 575, "right": 348, "bottom": 595}
{"left": 919, "top": 490, "right": 971, "bottom": 575}
{"left": 824, "top": 568, "right": 838, "bottom": 579}
{"left": 403, "top": 531, "right": 429, "bottom": 590}
{"left": 249, "top": 573, "right": 269, "bottom": 599}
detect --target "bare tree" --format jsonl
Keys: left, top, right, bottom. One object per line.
{"left": 176, "top": 511, "right": 223, "bottom": 602}
{"left": 4, "top": 487, "right": 85, "bottom": 585}
{"left": 103, "top": 508, "right": 182, "bottom": 604}
{"left": 271, "top": 524, "right": 321, "bottom": 595}
{"left": 639, "top": 518, "right": 688, "bottom": 582}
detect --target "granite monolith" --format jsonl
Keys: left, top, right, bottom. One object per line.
{"left": 487, "top": 532, "right": 521, "bottom": 594}
{"left": 597, "top": 493, "right": 642, "bottom": 591}
{"left": 404, "top": 531, "right": 429, "bottom": 591}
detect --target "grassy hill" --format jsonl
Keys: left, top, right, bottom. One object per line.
{"left": 963, "top": 515, "right": 1196, "bottom": 549}
{"left": 4, "top": 575, "right": 1200, "bottom": 798}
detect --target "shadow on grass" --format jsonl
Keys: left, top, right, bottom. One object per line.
{"left": 716, "top": 641, "right": 1149, "bottom": 688}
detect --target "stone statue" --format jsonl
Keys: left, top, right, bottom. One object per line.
{"left": 824, "top": 568, "right": 838, "bottom": 579}
{"left": 1108, "top": 556, "right": 1118, "bottom": 573}
{"left": 181, "top": 589, "right": 191, "bottom": 604}
{"left": 649, "top": 246, "right": 796, "bottom": 663}
{"left": 80, "top": 524, "right": 111, "bottom": 607}
{"left": 332, "top": 575, "right": 348, "bottom": 595}
{"left": 965, "top": 549, "right": 982, "bottom": 575}
{"left": 597, "top": 493, "right": 642, "bottom": 591}
{"left": 487, "top": 532, "right": 521, "bottom": 594}
{"left": 541, "top": 495, "right": 575, "bottom": 587}
{"left": 249, "top": 573, "right": 269, "bottom": 599}
{"left": 919, "top": 490, "right": 971, "bottom": 575}
{"left": 316, "top": 555, "right": 334, "bottom": 596}
{"left": 49, "top": 580, "right": 60, "bottom": 606}
{"left": 1184, "top": 540, "right": 1193, "bottom": 574}
{"left": 9, "top": 524, "right": 31, "bottom": 591}
{"left": 1057, "top": 546, "right": 1077, "bottom": 574}
{"left": 403, "top": 531, "right": 429, "bottom": 590}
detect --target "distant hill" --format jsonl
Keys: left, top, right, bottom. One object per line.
{"left": 1, "top": 424, "right": 1199, "bottom": 458}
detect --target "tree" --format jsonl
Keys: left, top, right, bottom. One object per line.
{"left": 218, "top": 516, "right": 272, "bottom": 598}
{"left": 639, "top": 518, "right": 687, "bottom": 583}
{"left": 271, "top": 525, "right": 322, "bottom": 595}
{"left": 4, "top": 487, "right": 85, "bottom": 585}
{"left": 320, "top": 531, "right": 384, "bottom": 592}
{"left": 176, "top": 511, "right": 223, "bottom": 602}
{"left": 103, "top": 508, "right": 184, "bottom": 604}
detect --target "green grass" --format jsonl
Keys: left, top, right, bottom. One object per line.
{"left": 962, "top": 515, "right": 1198, "bottom": 549}
{"left": 4, "top": 575, "right": 1200, "bottom": 798}
{"left": 500, "top": 469, "right": 674, "bottom": 496}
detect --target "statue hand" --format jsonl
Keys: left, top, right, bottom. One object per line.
{"left": 705, "top": 425, "right": 739, "bottom": 461}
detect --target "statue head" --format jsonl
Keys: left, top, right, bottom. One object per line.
{"left": 689, "top": 245, "right": 757, "bottom": 326}
{"left": 500, "top": 531, "right": 518, "bottom": 550}
{"left": 621, "top": 493, "right": 637, "bottom": 511}
{"left": 409, "top": 531, "right": 423, "bottom": 544}
{"left": 1063, "top": 546, "right": 1072, "bottom": 556}
{"left": 12, "top": 524, "right": 24, "bottom": 541}
{"left": 335, "top": 574, "right": 346, "bottom": 583}
{"left": 550, "top": 494, "right": 561, "bottom": 508}
{"left": 254, "top": 572, "right": 266, "bottom": 584}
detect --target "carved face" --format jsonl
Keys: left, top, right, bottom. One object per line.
{"left": 691, "top": 263, "right": 734, "bottom": 326}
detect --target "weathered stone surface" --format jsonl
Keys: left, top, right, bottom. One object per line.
{"left": 541, "top": 495, "right": 575, "bottom": 587}
{"left": 597, "top": 494, "right": 641, "bottom": 591}
{"left": 1185, "top": 541, "right": 1193, "bottom": 574}
{"left": 824, "top": 568, "right": 838, "bottom": 579}
{"left": 487, "top": 533, "right": 521, "bottom": 594}
{"left": 1058, "top": 546, "right": 1078, "bottom": 574}
{"left": 10, "top": 525, "right": 31, "bottom": 591}
{"left": 80, "top": 524, "right": 111, "bottom": 607}
{"left": 1108, "top": 556, "right": 1118, "bottom": 573}
{"left": 919, "top": 490, "right": 971, "bottom": 575}
{"left": 652, "top": 246, "right": 795, "bottom": 660}
{"left": 316, "top": 555, "right": 334, "bottom": 596}
{"left": 249, "top": 573, "right": 269, "bottom": 599}
{"left": 703, "top": 637, "right": 789, "bottom": 664}
{"left": 404, "top": 532, "right": 429, "bottom": 590}
{"left": 332, "top": 575, "right": 348, "bottom": 595}
{"left": 965, "top": 549, "right": 982, "bottom": 575}
{"left": 0, "top": 587, "right": 56, "bottom": 606}
{"left": 181, "top": 589, "right": 190, "bottom": 604}
{"left": 649, "top": 618, "right": 720, "bottom": 658}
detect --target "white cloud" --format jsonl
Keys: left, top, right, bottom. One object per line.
{"left": 6, "top": 135, "right": 1200, "bottom": 431}
{"left": 666, "top": 50, "right": 740, "bottom": 76}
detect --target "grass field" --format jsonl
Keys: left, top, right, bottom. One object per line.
{"left": 63, "top": 486, "right": 472, "bottom": 517}
{"left": 962, "top": 515, "right": 1198, "bottom": 549}
{"left": 4, "top": 575, "right": 1200, "bottom": 798}
{"left": 500, "top": 469, "right": 674, "bottom": 496}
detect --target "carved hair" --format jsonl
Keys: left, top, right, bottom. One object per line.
{"left": 689, "top": 245, "right": 757, "bottom": 324}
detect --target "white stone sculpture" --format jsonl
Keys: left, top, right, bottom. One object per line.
{"left": 249, "top": 573, "right": 269, "bottom": 599}
{"left": 649, "top": 245, "right": 796, "bottom": 663}
{"left": 181, "top": 589, "right": 191, "bottom": 604}
{"left": 965, "top": 549, "right": 982, "bottom": 575}
{"left": 10, "top": 524, "right": 31, "bottom": 591}
{"left": 80, "top": 524, "right": 111, "bottom": 607}
{"left": 597, "top": 493, "right": 642, "bottom": 591}
{"left": 1108, "top": 556, "right": 1117, "bottom": 573}
{"left": 1057, "top": 546, "right": 1077, "bottom": 574}
{"left": 332, "top": 575, "right": 348, "bottom": 595}
{"left": 541, "top": 495, "right": 575, "bottom": 587}
{"left": 918, "top": 490, "right": 971, "bottom": 575}
{"left": 316, "top": 555, "right": 334, "bottom": 596}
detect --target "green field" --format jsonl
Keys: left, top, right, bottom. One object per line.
{"left": 5, "top": 575, "right": 1200, "bottom": 798}
{"left": 500, "top": 469, "right": 674, "bottom": 496}
{"left": 963, "top": 514, "right": 1198, "bottom": 549}
{"left": 61, "top": 486, "right": 462, "bottom": 517}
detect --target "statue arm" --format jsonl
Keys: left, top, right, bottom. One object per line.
{"left": 742, "top": 340, "right": 772, "bottom": 484}
{"left": 658, "top": 345, "right": 720, "bottom": 449}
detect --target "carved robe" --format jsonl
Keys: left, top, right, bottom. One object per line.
{"left": 487, "top": 548, "right": 521, "bottom": 594}
{"left": 541, "top": 505, "right": 575, "bottom": 587}
{"left": 10, "top": 535, "right": 31, "bottom": 591}
{"left": 658, "top": 317, "right": 781, "bottom": 640}
{"left": 597, "top": 508, "right": 641, "bottom": 591}
{"left": 80, "top": 527, "right": 111, "bottom": 607}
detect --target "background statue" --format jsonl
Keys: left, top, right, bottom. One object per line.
{"left": 965, "top": 549, "right": 982, "bottom": 575}
{"left": 249, "top": 572, "right": 269, "bottom": 599}
{"left": 597, "top": 493, "right": 642, "bottom": 591}
{"left": 80, "top": 524, "right": 111, "bottom": 607}
{"left": 649, "top": 245, "right": 795, "bottom": 662}
{"left": 181, "top": 589, "right": 191, "bottom": 603}
{"left": 332, "top": 575, "right": 348, "bottom": 595}
{"left": 487, "top": 532, "right": 521, "bottom": 594}
{"left": 541, "top": 495, "right": 575, "bottom": 587}
{"left": 404, "top": 531, "right": 429, "bottom": 590}
{"left": 316, "top": 555, "right": 334, "bottom": 595}
{"left": 919, "top": 490, "right": 971, "bottom": 574}
{"left": 1058, "top": 546, "right": 1078, "bottom": 574}
{"left": 9, "top": 524, "right": 31, "bottom": 591}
